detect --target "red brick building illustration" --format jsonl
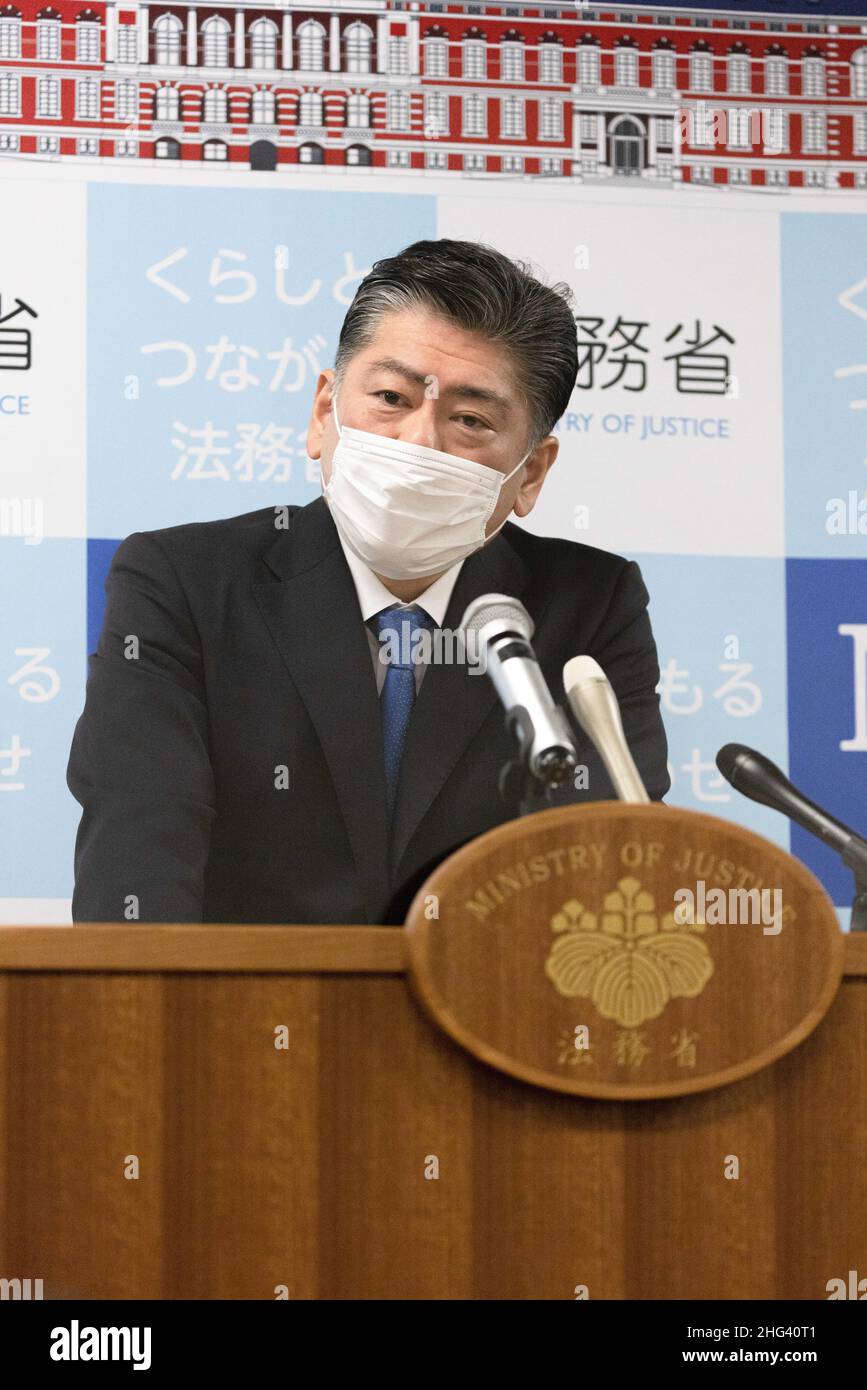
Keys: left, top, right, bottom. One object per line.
{"left": 0, "top": 2, "right": 865, "bottom": 189}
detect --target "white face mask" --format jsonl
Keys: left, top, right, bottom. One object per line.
{"left": 322, "top": 394, "right": 530, "bottom": 580}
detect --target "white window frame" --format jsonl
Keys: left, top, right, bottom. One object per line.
{"left": 117, "top": 24, "right": 138, "bottom": 64}
{"left": 539, "top": 42, "right": 562, "bottom": 84}
{"left": 297, "top": 21, "right": 325, "bottom": 73}
{"left": 652, "top": 49, "right": 675, "bottom": 92}
{"left": 299, "top": 91, "right": 323, "bottom": 126}
{"left": 203, "top": 87, "right": 227, "bottom": 123}
{"left": 802, "top": 57, "right": 826, "bottom": 98}
{"left": 388, "top": 36, "right": 409, "bottom": 76}
{"left": 802, "top": 110, "right": 826, "bottom": 153}
{"left": 37, "top": 73, "right": 60, "bottom": 118}
{"left": 37, "top": 18, "right": 60, "bottom": 62}
{"left": 348, "top": 93, "right": 371, "bottom": 128}
{"left": 345, "top": 22, "right": 373, "bottom": 76}
{"left": 462, "top": 92, "right": 486, "bottom": 137}
{"left": 250, "top": 18, "right": 278, "bottom": 71}
{"left": 424, "top": 91, "right": 448, "bottom": 136}
{"left": 155, "top": 85, "right": 179, "bottom": 121}
{"left": 154, "top": 15, "right": 182, "bottom": 67}
{"left": 501, "top": 93, "right": 524, "bottom": 138}
{"left": 765, "top": 56, "right": 788, "bottom": 96}
{"left": 690, "top": 53, "right": 712, "bottom": 91}
{"left": 76, "top": 76, "right": 99, "bottom": 120}
{"left": 424, "top": 37, "right": 447, "bottom": 79}
{"left": 577, "top": 45, "right": 600, "bottom": 88}
{"left": 252, "top": 89, "right": 275, "bottom": 124}
{"left": 0, "top": 18, "right": 21, "bottom": 60}
{"left": 0, "top": 72, "right": 20, "bottom": 116}
{"left": 202, "top": 16, "right": 230, "bottom": 69}
{"left": 615, "top": 48, "right": 638, "bottom": 89}
{"left": 115, "top": 79, "right": 138, "bottom": 122}
{"left": 539, "top": 96, "right": 563, "bottom": 140}
{"left": 387, "top": 90, "right": 410, "bottom": 130}
{"left": 501, "top": 41, "right": 524, "bottom": 83}
{"left": 463, "top": 39, "right": 485, "bottom": 81}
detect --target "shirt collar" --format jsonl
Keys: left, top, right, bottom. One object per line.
{"left": 336, "top": 532, "right": 464, "bottom": 626}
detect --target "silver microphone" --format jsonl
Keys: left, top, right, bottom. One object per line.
{"left": 460, "top": 594, "right": 578, "bottom": 787}
{"left": 562, "top": 655, "right": 650, "bottom": 803}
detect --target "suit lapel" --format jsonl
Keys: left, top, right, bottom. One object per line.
{"left": 389, "top": 524, "right": 542, "bottom": 875}
{"left": 252, "top": 498, "right": 390, "bottom": 923}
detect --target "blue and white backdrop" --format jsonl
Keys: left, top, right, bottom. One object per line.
{"left": 1, "top": 161, "right": 865, "bottom": 925}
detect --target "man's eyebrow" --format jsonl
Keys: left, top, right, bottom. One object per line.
{"left": 363, "top": 357, "right": 512, "bottom": 413}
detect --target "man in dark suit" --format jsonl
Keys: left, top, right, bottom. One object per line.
{"left": 67, "top": 238, "right": 669, "bottom": 925}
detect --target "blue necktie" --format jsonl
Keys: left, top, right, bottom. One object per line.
{"left": 372, "top": 605, "right": 435, "bottom": 817}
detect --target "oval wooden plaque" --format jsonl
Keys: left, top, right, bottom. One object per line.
{"left": 404, "top": 803, "right": 845, "bottom": 1099}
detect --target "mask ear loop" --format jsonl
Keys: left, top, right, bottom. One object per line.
{"left": 486, "top": 444, "right": 534, "bottom": 540}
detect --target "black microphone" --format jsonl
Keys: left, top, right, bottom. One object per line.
{"left": 716, "top": 743, "right": 867, "bottom": 882}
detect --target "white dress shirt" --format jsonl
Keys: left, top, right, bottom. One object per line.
{"left": 336, "top": 533, "right": 464, "bottom": 694}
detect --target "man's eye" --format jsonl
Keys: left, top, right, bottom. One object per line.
{"left": 457, "top": 414, "right": 486, "bottom": 430}
{"left": 373, "top": 390, "right": 404, "bottom": 406}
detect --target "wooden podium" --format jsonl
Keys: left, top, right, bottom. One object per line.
{"left": 0, "top": 803, "right": 864, "bottom": 1300}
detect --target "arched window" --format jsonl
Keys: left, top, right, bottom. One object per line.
{"left": 346, "top": 144, "right": 371, "bottom": 167}
{"left": 154, "top": 13, "right": 182, "bottom": 67}
{"left": 155, "top": 84, "right": 179, "bottom": 120}
{"left": 298, "top": 141, "right": 323, "bottom": 164}
{"left": 852, "top": 48, "right": 867, "bottom": 99}
{"left": 155, "top": 136, "right": 180, "bottom": 159}
{"left": 252, "top": 88, "right": 275, "bottom": 123}
{"left": 202, "top": 138, "right": 228, "bottom": 161}
{"left": 345, "top": 22, "right": 372, "bottom": 75}
{"left": 348, "top": 92, "right": 371, "bottom": 127}
{"left": 299, "top": 91, "right": 323, "bottom": 125}
{"left": 202, "top": 15, "right": 230, "bottom": 68}
{"left": 250, "top": 18, "right": 277, "bottom": 71}
{"left": 297, "top": 20, "right": 325, "bottom": 72}
{"left": 203, "top": 87, "right": 227, "bottom": 123}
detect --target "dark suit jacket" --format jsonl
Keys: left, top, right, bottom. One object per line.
{"left": 66, "top": 497, "right": 670, "bottom": 925}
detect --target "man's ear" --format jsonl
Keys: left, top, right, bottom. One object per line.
{"left": 307, "top": 369, "right": 336, "bottom": 461}
{"left": 513, "top": 435, "right": 559, "bottom": 519}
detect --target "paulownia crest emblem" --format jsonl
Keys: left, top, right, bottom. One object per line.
{"left": 545, "top": 875, "right": 714, "bottom": 1028}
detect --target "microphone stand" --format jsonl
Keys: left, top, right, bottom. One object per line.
{"left": 843, "top": 844, "right": 867, "bottom": 933}
{"left": 498, "top": 755, "right": 563, "bottom": 819}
